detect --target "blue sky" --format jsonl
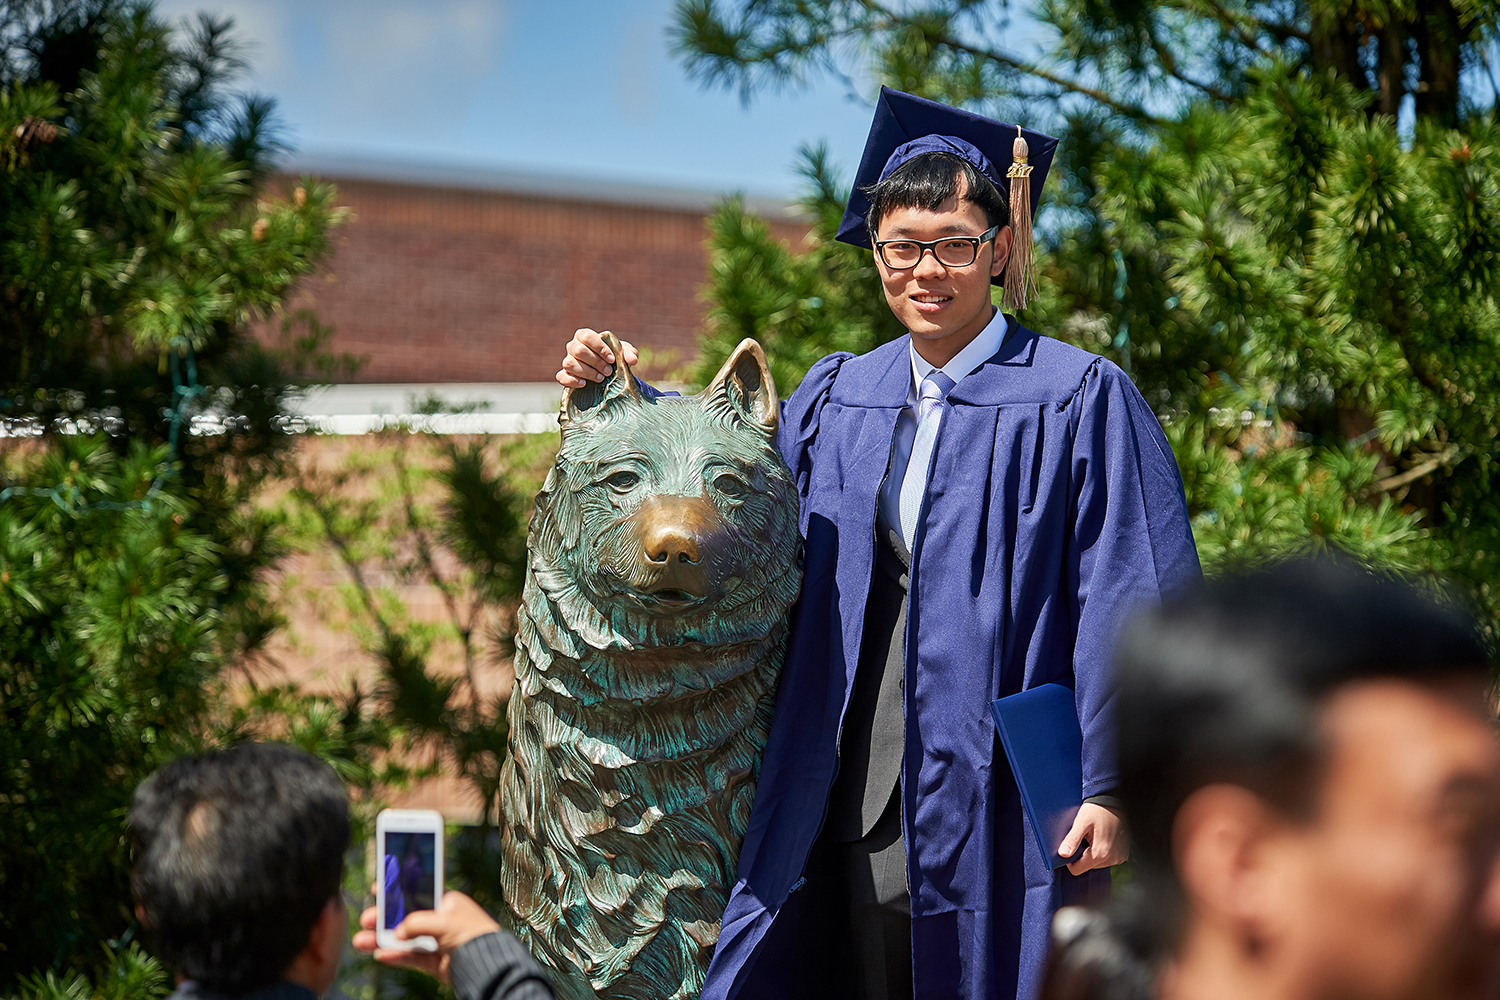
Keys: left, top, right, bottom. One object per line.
{"left": 150, "top": 0, "right": 875, "bottom": 199}
{"left": 151, "top": 0, "right": 1049, "bottom": 201}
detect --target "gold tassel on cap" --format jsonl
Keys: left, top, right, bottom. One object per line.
{"left": 1004, "top": 124, "right": 1036, "bottom": 312}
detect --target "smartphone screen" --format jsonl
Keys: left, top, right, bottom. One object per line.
{"left": 380, "top": 830, "right": 438, "bottom": 931}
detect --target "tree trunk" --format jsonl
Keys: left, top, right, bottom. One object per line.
{"left": 1307, "top": 6, "right": 1365, "bottom": 92}
{"left": 1413, "top": 2, "right": 1464, "bottom": 127}
{"left": 1376, "top": 18, "right": 1408, "bottom": 118}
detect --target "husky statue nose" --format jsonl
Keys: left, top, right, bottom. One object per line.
{"left": 634, "top": 495, "right": 722, "bottom": 601}
{"left": 645, "top": 524, "right": 700, "bottom": 565}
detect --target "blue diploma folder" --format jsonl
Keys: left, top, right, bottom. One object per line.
{"left": 990, "top": 683, "right": 1084, "bottom": 869}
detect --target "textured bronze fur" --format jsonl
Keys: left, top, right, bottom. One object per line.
{"left": 498, "top": 335, "right": 802, "bottom": 999}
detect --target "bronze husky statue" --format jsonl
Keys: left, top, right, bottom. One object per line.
{"left": 498, "top": 334, "right": 802, "bottom": 999}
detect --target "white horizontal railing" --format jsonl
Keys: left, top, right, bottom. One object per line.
{"left": 0, "top": 383, "right": 568, "bottom": 438}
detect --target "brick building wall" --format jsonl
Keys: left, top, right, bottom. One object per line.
{"left": 245, "top": 165, "right": 813, "bottom": 819}
{"left": 260, "top": 169, "right": 812, "bottom": 385}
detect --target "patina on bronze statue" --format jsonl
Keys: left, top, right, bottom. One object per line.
{"left": 498, "top": 333, "right": 802, "bottom": 1000}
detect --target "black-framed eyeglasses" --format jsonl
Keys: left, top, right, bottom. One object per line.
{"left": 874, "top": 224, "right": 1001, "bottom": 270}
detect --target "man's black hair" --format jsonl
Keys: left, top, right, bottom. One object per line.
{"left": 129, "top": 742, "right": 350, "bottom": 995}
{"left": 863, "top": 151, "right": 1009, "bottom": 242}
{"left": 1113, "top": 557, "right": 1491, "bottom": 956}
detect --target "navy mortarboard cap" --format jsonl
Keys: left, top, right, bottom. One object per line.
{"left": 837, "top": 86, "right": 1059, "bottom": 309}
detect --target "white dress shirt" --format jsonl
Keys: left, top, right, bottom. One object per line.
{"left": 877, "top": 308, "right": 1012, "bottom": 547}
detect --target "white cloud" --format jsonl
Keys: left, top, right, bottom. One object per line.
{"left": 326, "top": 1, "right": 505, "bottom": 82}
{"left": 315, "top": 0, "right": 509, "bottom": 129}
{"left": 148, "top": 0, "right": 511, "bottom": 141}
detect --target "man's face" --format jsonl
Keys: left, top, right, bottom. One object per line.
{"left": 873, "top": 180, "right": 1008, "bottom": 361}
{"left": 1271, "top": 678, "right": 1500, "bottom": 1000}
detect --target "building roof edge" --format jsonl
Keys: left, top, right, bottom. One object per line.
{"left": 279, "top": 153, "right": 811, "bottom": 220}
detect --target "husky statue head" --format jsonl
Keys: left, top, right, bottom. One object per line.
{"left": 530, "top": 333, "right": 800, "bottom": 665}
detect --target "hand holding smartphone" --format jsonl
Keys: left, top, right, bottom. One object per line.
{"left": 375, "top": 808, "right": 444, "bottom": 952}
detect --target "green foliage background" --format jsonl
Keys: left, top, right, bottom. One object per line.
{"left": 0, "top": 0, "right": 345, "bottom": 984}
{"left": 0, "top": 3, "right": 537, "bottom": 994}
{"left": 7, "top": 0, "right": 1500, "bottom": 992}
{"left": 674, "top": 0, "right": 1500, "bottom": 638}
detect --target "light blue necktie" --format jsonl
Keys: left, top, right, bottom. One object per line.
{"left": 898, "top": 370, "right": 956, "bottom": 548}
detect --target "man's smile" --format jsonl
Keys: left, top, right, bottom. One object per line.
{"left": 911, "top": 291, "right": 954, "bottom": 312}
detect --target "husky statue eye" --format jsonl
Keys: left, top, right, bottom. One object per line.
{"left": 713, "top": 473, "right": 749, "bottom": 498}
{"left": 604, "top": 470, "right": 641, "bottom": 492}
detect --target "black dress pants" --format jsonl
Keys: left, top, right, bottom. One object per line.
{"left": 744, "top": 785, "right": 913, "bottom": 1000}
{"left": 740, "top": 518, "right": 914, "bottom": 1000}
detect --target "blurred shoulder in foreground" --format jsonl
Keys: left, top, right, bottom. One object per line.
{"left": 1089, "top": 557, "right": 1500, "bottom": 1000}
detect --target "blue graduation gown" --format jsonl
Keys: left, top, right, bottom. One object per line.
{"left": 698, "top": 323, "right": 1201, "bottom": 1000}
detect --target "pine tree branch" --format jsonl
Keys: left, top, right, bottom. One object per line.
{"left": 852, "top": 0, "right": 1170, "bottom": 125}
{"left": 931, "top": 30, "right": 1169, "bottom": 123}
{"left": 1148, "top": 33, "right": 1235, "bottom": 103}
{"left": 1263, "top": 20, "right": 1310, "bottom": 43}
{"left": 393, "top": 441, "right": 479, "bottom": 699}
{"left": 292, "top": 474, "right": 397, "bottom": 649}
{"left": 1374, "top": 445, "right": 1464, "bottom": 492}
{"left": 1188, "top": 0, "right": 1265, "bottom": 51}
{"left": 1173, "top": 0, "right": 1310, "bottom": 49}
{"left": 1391, "top": 336, "right": 1445, "bottom": 394}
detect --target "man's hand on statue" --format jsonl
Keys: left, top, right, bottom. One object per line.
{"left": 351, "top": 886, "right": 501, "bottom": 983}
{"left": 557, "top": 327, "right": 639, "bottom": 388}
{"left": 1058, "top": 802, "right": 1129, "bottom": 876}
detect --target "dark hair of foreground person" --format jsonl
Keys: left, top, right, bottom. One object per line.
{"left": 129, "top": 742, "right": 350, "bottom": 994}
{"left": 1043, "top": 557, "right": 1499, "bottom": 1000}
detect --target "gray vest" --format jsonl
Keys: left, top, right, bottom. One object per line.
{"left": 825, "top": 515, "right": 910, "bottom": 843}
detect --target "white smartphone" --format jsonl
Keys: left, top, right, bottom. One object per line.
{"left": 375, "top": 808, "right": 444, "bottom": 952}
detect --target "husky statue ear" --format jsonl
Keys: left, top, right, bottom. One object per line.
{"left": 561, "top": 330, "right": 641, "bottom": 428}
{"left": 699, "top": 338, "right": 779, "bottom": 438}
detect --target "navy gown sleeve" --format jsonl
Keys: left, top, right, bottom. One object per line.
{"left": 1067, "top": 359, "right": 1201, "bottom": 797}
{"left": 774, "top": 352, "right": 854, "bottom": 521}
{"left": 634, "top": 377, "right": 678, "bottom": 399}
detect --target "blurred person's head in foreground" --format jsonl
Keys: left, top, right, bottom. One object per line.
{"left": 1112, "top": 558, "right": 1500, "bottom": 1000}
{"left": 129, "top": 742, "right": 350, "bottom": 999}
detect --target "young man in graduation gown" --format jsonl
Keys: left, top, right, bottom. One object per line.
{"left": 557, "top": 88, "right": 1201, "bottom": 1000}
